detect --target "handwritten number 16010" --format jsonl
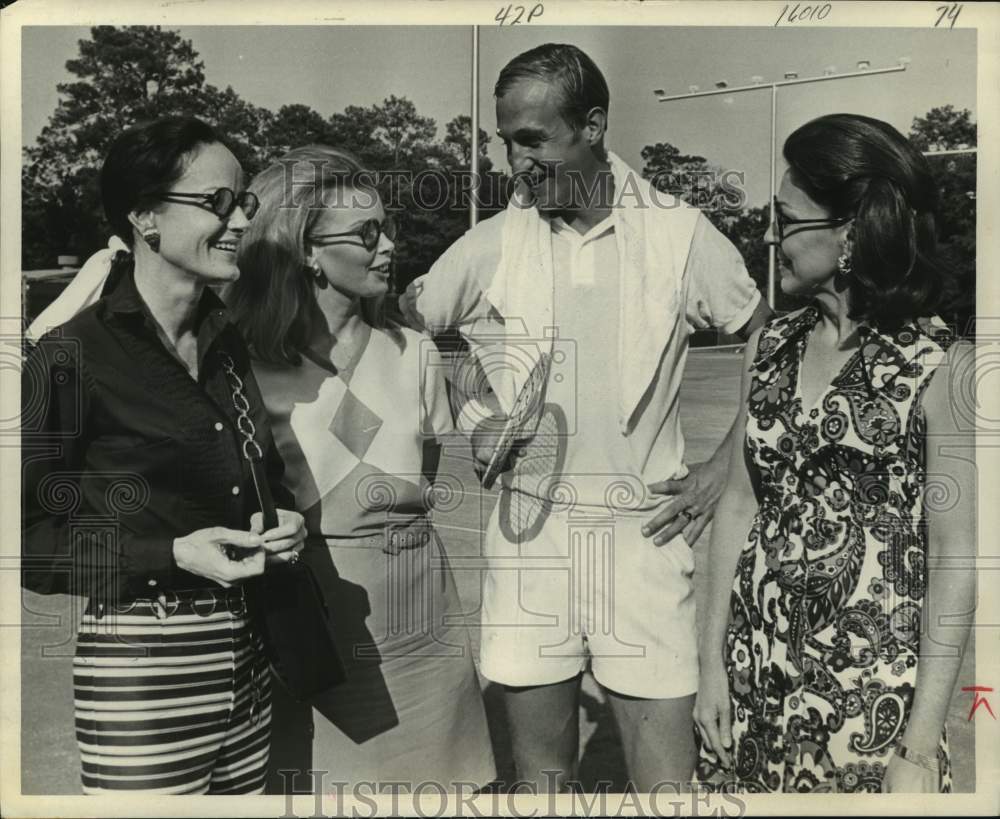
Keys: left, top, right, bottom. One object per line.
{"left": 496, "top": 4, "right": 544, "bottom": 25}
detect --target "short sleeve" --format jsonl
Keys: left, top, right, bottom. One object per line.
{"left": 683, "top": 214, "right": 762, "bottom": 336}
{"left": 399, "top": 213, "right": 505, "bottom": 334}
{"left": 419, "top": 341, "right": 457, "bottom": 440}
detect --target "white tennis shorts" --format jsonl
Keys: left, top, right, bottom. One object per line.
{"left": 477, "top": 491, "right": 699, "bottom": 699}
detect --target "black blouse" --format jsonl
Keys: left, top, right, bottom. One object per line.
{"left": 21, "top": 269, "right": 295, "bottom": 604}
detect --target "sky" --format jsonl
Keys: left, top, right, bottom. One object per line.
{"left": 22, "top": 25, "right": 977, "bottom": 206}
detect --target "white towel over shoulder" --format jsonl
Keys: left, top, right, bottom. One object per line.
{"left": 482, "top": 151, "right": 699, "bottom": 433}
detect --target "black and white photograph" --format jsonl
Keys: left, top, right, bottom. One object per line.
{"left": 2, "top": 1, "right": 997, "bottom": 816}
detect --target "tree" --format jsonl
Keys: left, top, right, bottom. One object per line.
{"left": 27, "top": 26, "right": 208, "bottom": 186}
{"left": 908, "top": 105, "right": 976, "bottom": 336}
{"left": 21, "top": 26, "right": 271, "bottom": 268}
{"left": 371, "top": 95, "right": 437, "bottom": 166}
{"left": 442, "top": 115, "right": 493, "bottom": 172}
{"left": 259, "top": 103, "right": 337, "bottom": 163}
{"left": 908, "top": 105, "right": 976, "bottom": 153}
{"left": 21, "top": 25, "right": 500, "bottom": 295}
{"left": 640, "top": 142, "right": 741, "bottom": 215}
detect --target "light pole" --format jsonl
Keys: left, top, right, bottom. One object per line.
{"left": 655, "top": 61, "right": 908, "bottom": 308}
{"left": 470, "top": 25, "right": 480, "bottom": 229}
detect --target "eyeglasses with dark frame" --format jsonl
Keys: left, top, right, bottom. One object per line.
{"left": 772, "top": 197, "right": 852, "bottom": 243}
{"left": 159, "top": 188, "right": 260, "bottom": 220}
{"left": 308, "top": 216, "right": 398, "bottom": 252}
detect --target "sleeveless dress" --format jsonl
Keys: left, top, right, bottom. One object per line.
{"left": 253, "top": 323, "right": 495, "bottom": 789}
{"left": 696, "top": 305, "right": 955, "bottom": 793}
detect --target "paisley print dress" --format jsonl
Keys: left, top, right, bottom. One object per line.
{"left": 696, "top": 305, "right": 955, "bottom": 793}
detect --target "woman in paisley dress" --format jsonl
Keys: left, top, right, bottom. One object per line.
{"left": 694, "top": 114, "right": 975, "bottom": 793}
{"left": 226, "top": 146, "right": 495, "bottom": 790}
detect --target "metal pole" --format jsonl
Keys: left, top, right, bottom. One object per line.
{"left": 654, "top": 63, "right": 907, "bottom": 103}
{"left": 654, "top": 62, "right": 908, "bottom": 312}
{"left": 922, "top": 147, "right": 977, "bottom": 157}
{"left": 768, "top": 83, "right": 777, "bottom": 310}
{"left": 470, "top": 25, "right": 480, "bottom": 229}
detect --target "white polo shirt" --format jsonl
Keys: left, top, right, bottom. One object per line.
{"left": 402, "top": 208, "right": 760, "bottom": 510}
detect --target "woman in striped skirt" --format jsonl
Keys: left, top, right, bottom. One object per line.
{"left": 21, "top": 116, "right": 306, "bottom": 793}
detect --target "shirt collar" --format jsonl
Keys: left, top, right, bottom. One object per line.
{"left": 106, "top": 267, "right": 233, "bottom": 356}
{"left": 751, "top": 303, "right": 934, "bottom": 396}
{"left": 107, "top": 267, "right": 229, "bottom": 325}
{"left": 550, "top": 212, "right": 615, "bottom": 242}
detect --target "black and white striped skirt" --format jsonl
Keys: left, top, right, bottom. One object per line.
{"left": 73, "top": 587, "right": 272, "bottom": 794}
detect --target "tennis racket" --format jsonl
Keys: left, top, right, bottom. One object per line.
{"left": 497, "top": 401, "right": 568, "bottom": 543}
{"left": 480, "top": 352, "right": 552, "bottom": 490}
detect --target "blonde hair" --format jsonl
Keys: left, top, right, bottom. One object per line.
{"left": 228, "top": 145, "right": 386, "bottom": 365}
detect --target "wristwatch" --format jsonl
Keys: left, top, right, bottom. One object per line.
{"left": 894, "top": 743, "right": 938, "bottom": 773}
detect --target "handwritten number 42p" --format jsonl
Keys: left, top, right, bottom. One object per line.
{"left": 496, "top": 4, "right": 544, "bottom": 25}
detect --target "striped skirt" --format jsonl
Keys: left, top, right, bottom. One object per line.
{"left": 73, "top": 587, "right": 272, "bottom": 794}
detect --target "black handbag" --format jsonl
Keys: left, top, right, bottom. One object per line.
{"left": 219, "top": 352, "right": 346, "bottom": 700}
{"left": 252, "top": 560, "right": 346, "bottom": 700}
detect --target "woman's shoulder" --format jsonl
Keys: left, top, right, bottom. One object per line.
{"left": 750, "top": 304, "right": 816, "bottom": 363}
{"left": 371, "top": 322, "right": 431, "bottom": 359}
{"left": 912, "top": 314, "right": 959, "bottom": 353}
{"left": 27, "top": 298, "right": 112, "bottom": 365}
{"left": 763, "top": 304, "right": 815, "bottom": 334}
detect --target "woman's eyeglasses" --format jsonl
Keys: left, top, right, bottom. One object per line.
{"left": 308, "top": 216, "right": 398, "bottom": 252}
{"left": 159, "top": 188, "right": 260, "bottom": 220}
{"left": 772, "top": 197, "right": 851, "bottom": 242}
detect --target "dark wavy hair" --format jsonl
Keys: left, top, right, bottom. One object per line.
{"left": 100, "top": 116, "right": 221, "bottom": 248}
{"left": 782, "top": 113, "right": 944, "bottom": 329}
{"left": 495, "top": 43, "right": 610, "bottom": 131}
{"left": 97, "top": 116, "right": 222, "bottom": 292}
{"left": 227, "top": 145, "right": 386, "bottom": 366}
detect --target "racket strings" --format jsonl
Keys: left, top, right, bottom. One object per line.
{"left": 503, "top": 407, "right": 565, "bottom": 537}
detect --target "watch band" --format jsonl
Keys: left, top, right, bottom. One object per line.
{"left": 894, "top": 743, "right": 938, "bottom": 773}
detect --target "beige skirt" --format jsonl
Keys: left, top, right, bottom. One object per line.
{"left": 266, "top": 526, "right": 496, "bottom": 792}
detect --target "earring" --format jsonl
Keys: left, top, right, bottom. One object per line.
{"left": 308, "top": 263, "right": 328, "bottom": 290}
{"left": 141, "top": 228, "right": 160, "bottom": 253}
{"left": 837, "top": 251, "right": 851, "bottom": 277}
{"left": 837, "top": 238, "right": 853, "bottom": 277}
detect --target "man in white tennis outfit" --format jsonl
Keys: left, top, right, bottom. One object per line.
{"left": 400, "top": 44, "right": 771, "bottom": 791}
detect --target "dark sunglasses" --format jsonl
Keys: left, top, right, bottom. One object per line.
{"left": 308, "top": 216, "right": 398, "bottom": 252}
{"left": 772, "top": 197, "right": 851, "bottom": 243}
{"left": 159, "top": 188, "right": 260, "bottom": 220}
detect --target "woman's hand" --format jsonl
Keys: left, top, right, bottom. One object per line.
{"left": 173, "top": 527, "right": 266, "bottom": 587}
{"left": 693, "top": 656, "right": 735, "bottom": 770}
{"left": 882, "top": 753, "right": 938, "bottom": 793}
{"left": 251, "top": 508, "right": 306, "bottom": 565}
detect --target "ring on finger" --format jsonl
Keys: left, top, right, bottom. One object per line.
{"left": 681, "top": 508, "right": 695, "bottom": 522}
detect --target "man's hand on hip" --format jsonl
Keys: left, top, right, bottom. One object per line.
{"left": 642, "top": 458, "right": 728, "bottom": 547}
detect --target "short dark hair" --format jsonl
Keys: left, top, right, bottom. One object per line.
{"left": 783, "top": 113, "right": 944, "bottom": 329}
{"left": 494, "top": 43, "right": 609, "bottom": 130}
{"left": 100, "top": 116, "right": 221, "bottom": 247}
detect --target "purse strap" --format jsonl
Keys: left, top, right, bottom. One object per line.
{"left": 218, "top": 351, "right": 278, "bottom": 529}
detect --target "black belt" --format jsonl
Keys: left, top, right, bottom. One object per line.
{"left": 91, "top": 586, "right": 249, "bottom": 621}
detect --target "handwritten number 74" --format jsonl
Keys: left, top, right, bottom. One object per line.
{"left": 935, "top": 3, "right": 962, "bottom": 28}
